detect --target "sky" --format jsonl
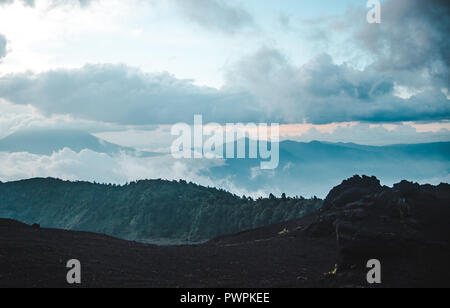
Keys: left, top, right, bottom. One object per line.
{"left": 0, "top": 0, "right": 449, "bottom": 193}
{"left": 0, "top": 0, "right": 449, "bottom": 127}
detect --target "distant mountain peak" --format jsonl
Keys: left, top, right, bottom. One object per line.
{"left": 0, "top": 129, "right": 132, "bottom": 156}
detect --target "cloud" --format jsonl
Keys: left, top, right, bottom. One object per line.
{"left": 0, "top": 99, "right": 136, "bottom": 141}
{"left": 170, "top": 0, "right": 255, "bottom": 34}
{"left": 354, "top": 0, "right": 449, "bottom": 87}
{"left": 0, "top": 53, "right": 449, "bottom": 126}
{"left": 52, "top": 0, "right": 93, "bottom": 7}
{"left": 0, "top": 148, "right": 126, "bottom": 183}
{"left": 226, "top": 48, "right": 450, "bottom": 124}
{"left": 0, "top": 64, "right": 263, "bottom": 125}
{"left": 302, "top": 0, "right": 450, "bottom": 88}
{"left": 0, "top": 147, "right": 275, "bottom": 197}
{"left": 0, "top": 0, "right": 34, "bottom": 7}
{"left": 278, "top": 13, "right": 292, "bottom": 32}
{"left": 0, "top": 33, "right": 6, "bottom": 60}
{"left": 0, "top": 148, "right": 227, "bottom": 191}
{"left": 0, "top": 0, "right": 94, "bottom": 8}
{"left": 291, "top": 0, "right": 449, "bottom": 89}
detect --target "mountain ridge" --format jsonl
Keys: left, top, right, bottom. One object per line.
{"left": 0, "top": 129, "right": 160, "bottom": 157}
{"left": 0, "top": 177, "right": 322, "bottom": 243}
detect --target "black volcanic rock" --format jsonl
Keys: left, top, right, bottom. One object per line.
{"left": 393, "top": 180, "right": 421, "bottom": 197}
{"left": 305, "top": 176, "right": 450, "bottom": 264}
{"left": 321, "top": 175, "right": 383, "bottom": 211}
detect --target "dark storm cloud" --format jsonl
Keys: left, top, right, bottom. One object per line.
{"left": 170, "top": 0, "right": 256, "bottom": 35}
{"left": 226, "top": 48, "right": 450, "bottom": 124}
{"left": 354, "top": 0, "right": 450, "bottom": 87}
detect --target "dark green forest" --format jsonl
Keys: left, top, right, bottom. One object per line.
{"left": 0, "top": 178, "right": 322, "bottom": 243}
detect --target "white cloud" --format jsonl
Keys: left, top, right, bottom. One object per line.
{"left": 0, "top": 148, "right": 122, "bottom": 183}
{"left": 0, "top": 0, "right": 34, "bottom": 7}
{"left": 0, "top": 148, "right": 225, "bottom": 188}
{"left": 0, "top": 99, "right": 127, "bottom": 139}
{"left": 0, "top": 147, "right": 278, "bottom": 196}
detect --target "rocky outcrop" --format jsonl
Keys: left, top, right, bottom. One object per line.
{"left": 305, "top": 175, "right": 450, "bottom": 263}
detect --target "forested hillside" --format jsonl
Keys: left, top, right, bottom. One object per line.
{"left": 0, "top": 178, "right": 322, "bottom": 243}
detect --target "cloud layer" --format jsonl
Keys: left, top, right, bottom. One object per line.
{"left": 226, "top": 48, "right": 449, "bottom": 124}
{"left": 0, "top": 51, "right": 448, "bottom": 125}
{"left": 0, "top": 64, "right": 262, "bottom": 125}
{"left": 0, "top": 148, "right": 262, "bottom": 195}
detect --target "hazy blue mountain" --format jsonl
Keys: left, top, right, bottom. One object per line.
{"left": 1, "top": 129, "right": 448, "bottom": 198}
{"left": 0, "top": 129, "right": 159, "bottom": 157}
{"left": 205, "top": 140, "right": 450, "bottom": 197}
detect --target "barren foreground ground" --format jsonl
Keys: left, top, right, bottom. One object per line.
{"left": 0, "top": 214, "right": 448, "bottom": 288}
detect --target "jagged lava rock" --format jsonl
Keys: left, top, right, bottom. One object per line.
{"left": 305, "top": 175, "right": 450, "bottom": 262}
